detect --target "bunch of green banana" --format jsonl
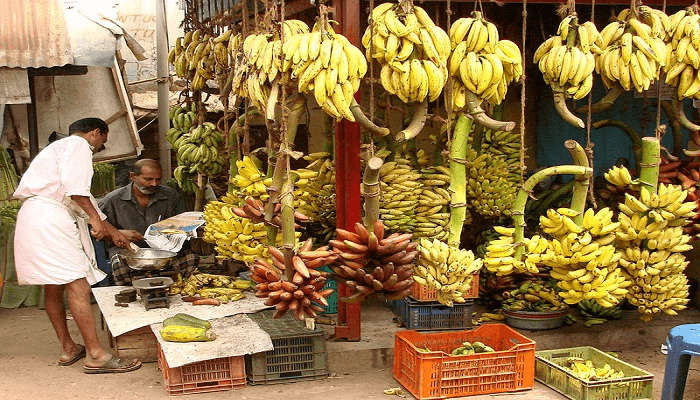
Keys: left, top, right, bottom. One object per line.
{"left": 363, "top": 2, "right": 450, "bottom": 103}
{"left": 450, "top": 341, "right": 495, "bottom": 356}
{"left": 539, "top": 207, "right": 631, "bottom": 307}
{"left": 283, "top": 21, "right": 367, "bottom": 121}
{"left": 414, "top": 238, "right": 483, "bottom": 306}
{"left": 596, "top": 7, "right": 668, "bottom": 93}
{"left": 168, "top": 104, "right": 197, "bottom": 148}
{"left": 480, "top": 126, "right": 522, "bottom": 185}
{"left": 534, "top": 15, "right": 601, "bottom": 128}
{"left": 241, "top": 20, "right": 310, "bottom": 112}
{"left": 293, "top": 152, "right": 336, "bottom": 244}
{"left": 607, "top": 167, "right": 696, "bottom": 320}
{"left": 413, "top": 166, "right": 450, "bottom": 241}
{"left": 379, "top": 156, "right": 423, "bottom": 234}
{"left": 447, "top": 11, "right": 522, "bottom": 130}
{"left": 664, "top": 6, "right": 700, "bottom": 100}
{"left": 563, "top": 358, "right": 625, "bottom": 381}
{"left": 174, "top": 122, "right": 225, "bottom": 177}
{"left": 229, "top": 155, "right": 272, "bottom": 202}
{"left": 484, "top": 226, "right": 546, "bottom": 275}
{"left": 465, "top": 149, "right": 517, "bottom": 217}
{"left": 577, "top": 299, "right": 622, "bottom": 326}
{"left": 172, "top": 166, "right": 197, "bottom": 193}
{"left": 501, "top": 280, "right": 568, "bottom": 312}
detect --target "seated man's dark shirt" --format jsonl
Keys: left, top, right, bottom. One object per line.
{"left": 98, "top": 182, "right": 186, "bottom": 256}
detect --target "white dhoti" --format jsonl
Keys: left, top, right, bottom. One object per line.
{"left": 14, "top": 196, "right": 106, "bottom": 286}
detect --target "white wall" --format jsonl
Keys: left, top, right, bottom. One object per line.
{"left": 117, "top": 0, "right": 184, "bottom": 89}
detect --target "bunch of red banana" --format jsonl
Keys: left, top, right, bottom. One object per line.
{"left": 657, "top": 151, "right": 700, "bottom": 237}
{"left": 232, "top": 196, "right": 310, "bottom": 228}
{"left": 330, "top": 220, "right": 417, "bottom": 303}
{"left": 250, "top": 239, "right": 337, "bottom": 320}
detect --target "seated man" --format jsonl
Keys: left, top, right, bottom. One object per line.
{"left": 99, "top": 159, "right": 190, "bottom": 284}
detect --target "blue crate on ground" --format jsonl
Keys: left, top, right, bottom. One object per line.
{"left": 398, "top": 297, "right": 474, "bottom": 331}
{"left": 317, "top": 266, "right": 337, "bottom": 314}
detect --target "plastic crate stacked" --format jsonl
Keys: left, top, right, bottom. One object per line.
{"left": 393, "top": 324, "right": 536, "bottom": 399}
{"left": 393, "top": 273, "right": 479, "bottom": 330}
{"left": 536, "top": 346, "right": 654, "bottom": 400}
{"left": 246, "top": 310, "right": 328, "bottom": 384}
{"left": 157, "top": 344, "right": 246, "bottom": 395}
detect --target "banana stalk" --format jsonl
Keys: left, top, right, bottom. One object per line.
{"left": 639, "top": 137, "right": 660, "bottom": 196}
{"left": 350, "top": 99, "right": 390, "bottom": 137}
{"left": 554, "top": 91, "right": 585, "bottom": 129}
{"left": 578, "top": 85, "right": 624, "bottom": 114}
{"left": 591, "top": 119, "right": 642, "bottom": 171}
{"left": 280, "top": 175, "right": 296, "bottom": 281}
{"left": 362, "top": 157, "right": 383, "bottom": 229}
{"left": 395, "top": 101, "right": 428, "bottom": 142}
{"left": 465, "top": 90, "right": 516, "bottom": 131}
{"left": 448, "top": 114, "right": 473, "bottom": 247}
{"left": 266, "top": 82, "right": 280, "bottom": 121}
{"left": 565, "top": 140, "right": 592, "bottom": 225}
{"left": 513, "top": 164, "right": 592, "bottom": 259}
{"left": 672, "top": 97, "right": 700, "bottom": 132}
{"left": 265, "top": 95, "right": 308, "bottom": 243}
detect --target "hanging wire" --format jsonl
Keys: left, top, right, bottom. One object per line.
{"left": 654, "top": 0, "right": 667, "bottom": 140}
{"left": 584, "top": 0, "right": 598, "bottom": 208}
{"left": 519, "top": 0, "right": 527, "bottom": 186}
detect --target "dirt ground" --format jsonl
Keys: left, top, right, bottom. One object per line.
{"left": 1, "top": 305, "right": 699, "bottom": 400}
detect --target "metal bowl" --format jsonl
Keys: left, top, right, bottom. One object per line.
{"left": 117, "top": 248, "right": 177, "bottom": 271}
{"left": 503, "top": 309, "right": 570, "bottom": 330}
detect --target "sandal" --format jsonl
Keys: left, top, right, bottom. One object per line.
{"left": 58, "top": 344, "right": 86, "bottom": 366}
{"left": 83, "top": 356, "right": 142, "bottom": 374}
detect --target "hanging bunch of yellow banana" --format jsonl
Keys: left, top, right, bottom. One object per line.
{"left": 229, "top": 155, "right": 271, "bottom": 202}
{"left": 413, "top": 166, "right": 451, "bottom": 241}
{"left": 241, "top": 20, "right": 311, "bottom": 113}
{"left": 363, "top": 1, "right": 450, "bottom": 104}
{"left": 484, "top": 226, "right": 547, "bottom": 275}
{"left": 664, "top": 5, "right": 700, "bottom": 120}
{"left": 447, "top": 11, "right": 522, "bottom": 131}
{"left": 606, "top": 166, "right": 696, "bottom": 321}
{"left": 538, "top": 207, "right": 631, "bottom": 307}
{"left": 170, "top": 29, "right": 241, "bottom": 91}
{"left": 293, "top": 152, "right": 337, "bottom": 244}
{"left": 282, "top": 21, "right": 367, "bottom": 121}
{"left": 596, "top": 7, "right": 668, "bottom": 93}
{"left": 465, "top": 148, "right": 517, "bottom": 217}
{"left": 533, "top": 15, "right": 601, "bottom": 128}
{"left": 379, "top": 156, "right": 423, "bottom": 234}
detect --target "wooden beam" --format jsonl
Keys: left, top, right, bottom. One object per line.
{"left": 27, "top": 76, "right": 38, "bottom": 159}
{"left": 28, "top": 65, "right": 88, "bottom": 77}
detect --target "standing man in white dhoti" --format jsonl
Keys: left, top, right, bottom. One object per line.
{"left": 13, "top": 118, "right": 142, "bottom": 374}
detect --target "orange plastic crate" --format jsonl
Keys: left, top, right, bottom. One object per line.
{"left": 410, "top": 272, "right": 479, "bottom": 302}
{"left": 393, "top": 324, "right": 536, "bottom": 399}
{"left": 157, "top": 344, "right": 246, "bottom": 395}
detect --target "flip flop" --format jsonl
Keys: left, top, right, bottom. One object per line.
{"left": 83, "top": 357, "right": 142, "bottom": 374}
{"left": 58, "top": 344, "right": 86, "bottom": 366}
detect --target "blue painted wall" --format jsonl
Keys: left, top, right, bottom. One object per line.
{"left": 536, "top": 79, "right": 694, "bottom": 176}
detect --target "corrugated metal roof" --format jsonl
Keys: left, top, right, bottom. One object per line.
{"left": 0, "top": 0, "right": 73, "bottom": 68}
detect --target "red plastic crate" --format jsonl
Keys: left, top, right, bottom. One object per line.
{"left": 393, "top": 324, "right": 536, "bottom": 399}
{"left": 157, "top": 344, "right": 246, "bottom": 395}
{"left": 410, "top": 272, "right": 479, "bottom": 302}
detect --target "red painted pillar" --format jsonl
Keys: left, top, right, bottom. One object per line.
{"left": 333, "top": 0, "right": 362, "bottom": 341}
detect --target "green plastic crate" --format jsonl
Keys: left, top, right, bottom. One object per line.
{"left": 246, "top": 310, "right": 328, "bottom": 385}
{"left": 535, "top": 346, "right": 653, "bottom": 400}
{"left": 318, "top": 266, "right": 337, "bottom": 314}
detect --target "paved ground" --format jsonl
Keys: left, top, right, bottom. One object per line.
{"left": 1, "top": 304, "right": 699, "bottom": 400}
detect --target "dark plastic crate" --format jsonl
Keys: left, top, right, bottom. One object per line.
{"left": 398, "top": 297, "right": 474, "bottom": 331}
{"left": 246, "top": 310, "right": 328, "bottom": 384}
